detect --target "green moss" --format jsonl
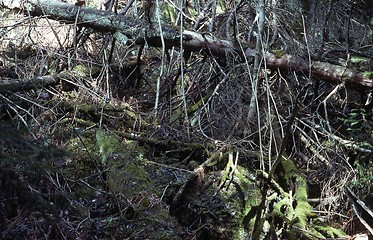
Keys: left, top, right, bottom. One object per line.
{"left": 65, "top": 133, "right": 97, "bottom": 162}
{"left": 313, "top": 225, "right": 347, "bottom": 238}
{"left": 282, "top": 158, "right": 315, "bottom": 227}
{"left": 96, "top": 129, "right": 123, "bottom": 165}
{"left": 216, "top": 152, "right": 262, "bottom": 238}
{"left": 272, "top": 49, "right": 285, "bottom": 58}
{"left": 95, "top": 129, "right": 152, "bottom": 198}
{"left": 350, "top": 56, "right": 370, "bottom": 64}
{"left": 161, "top": 2, "right": 177, "bottom": 23}
{"left": 72, "top": 64, "right": 101, "bottom": 78}
{"left": 363, "top": 71, "right": 373, "bottom": 78}
{"left": 276, "top": 157, "right": 345, "bottom": 238}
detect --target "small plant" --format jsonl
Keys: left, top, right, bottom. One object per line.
{"left": 351, "top": 161, "right": 373, "bottom": 190}
{"left": 340, "top": 106, "right": 373, "bottom": 146}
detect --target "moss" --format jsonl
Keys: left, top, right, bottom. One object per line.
{"left": 161, "top": 2, "right": 177, "bottom": 25}
{"left": 65, "top": 132, "right": 98, "bottom": 164}
{"left": 95, "top": 129, "right": 152, "bottom": 198}
{"left": 72, "top": 64, "right": 101, "bottom": 78}
{"left": 216, "top": 152, "right": 262, "bottom": 238}
{"left": 313, "top": 225, "right": 347, "bottom": 238}
{"left": 363, "top": 71, "right": 373, "bottom": 78}
{"left": 350, "top": 56, "right": 370, "bottom": 64}
{"left": 274, "top": 157, "right": 346, "bottom": 238}
{"left": 96, "top": 129, "right": 123, "bottom": 165}
{"left": 272, "top": 49, "right": 285, "bottom": 58}
{"left": 281, "top": 158, "right": 315, "bottom": 227}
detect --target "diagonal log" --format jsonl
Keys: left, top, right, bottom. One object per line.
{"left": 265, "top": 52, "right": 373, "bottom": 92}
{"left": 1, "top": 0, "right": 372, "bottom": 92}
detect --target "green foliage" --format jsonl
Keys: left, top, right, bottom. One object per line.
{"left": 161, "top": 2, "right": 177, "bottom": 24}
{"left": 343, "top": 107, "right": 367, "bottom": 132}
{"left": 340, "top": 106, "right": 373, "bottom": 148}
{"left": 350, "top": 56, "right": 370, "bottom": 64}
{"left": 274, "top": 158, "right": 316, "bottom": 229}
{"left": 269, "top": 158, "right": 347, "bottom": 239}
{"left": 339, "top": 105, "right": 373, "bottom": 197}
{"left": 313, "top": 225, "right": 347, "bottom": 239}
{"left": 272, "top": 49, "right": 285, "bottom": 58}
{"left": 351, "top": 161, "right": 373, "bottom": 189}
{"left": 363, "top": 71, "right": 373, "bottom": 78}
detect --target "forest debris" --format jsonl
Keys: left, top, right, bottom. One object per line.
{"left": 114, "top": 130, "right": 204, "bottom": 151}
{"left": 2, "top": 0, "right": 373, "bottom": 92}
{"left": 345, "top": 187, "right": 373, "bottom": 235}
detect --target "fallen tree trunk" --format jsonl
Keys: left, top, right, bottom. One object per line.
{"left": 1, "top": 0, "right": 372, "bottom": 92}
{"left": 0, "top": 72, "right": 68, "bottom": 94}
{"left": 265, "top": 52, "right": 373, "bottom": 92}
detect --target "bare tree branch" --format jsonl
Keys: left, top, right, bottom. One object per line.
{"left": 1, "top": 0, "right": 372, "bottom": 92}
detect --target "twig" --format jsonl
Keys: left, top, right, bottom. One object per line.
{"left": 154, "top": 0, "right": 166, "bottom": 118}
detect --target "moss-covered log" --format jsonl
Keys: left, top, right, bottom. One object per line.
{"left": 253, "top": 157, "right": 348, "bottom": 239}
{"left": 95, "top": 129, "right": 185, "bottom": 239}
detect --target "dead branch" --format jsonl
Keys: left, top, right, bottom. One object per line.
{"left": 114, "top": 130, "right": 205, "bottom": 152}
{"left": 1, "top": 0, "right": 372, "bottom": 92}
{"left": 0, "top": 71, "right": 69, "bottom": 93}
{"left": 265, "top": 52, "right": 373, "bottom": 92}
